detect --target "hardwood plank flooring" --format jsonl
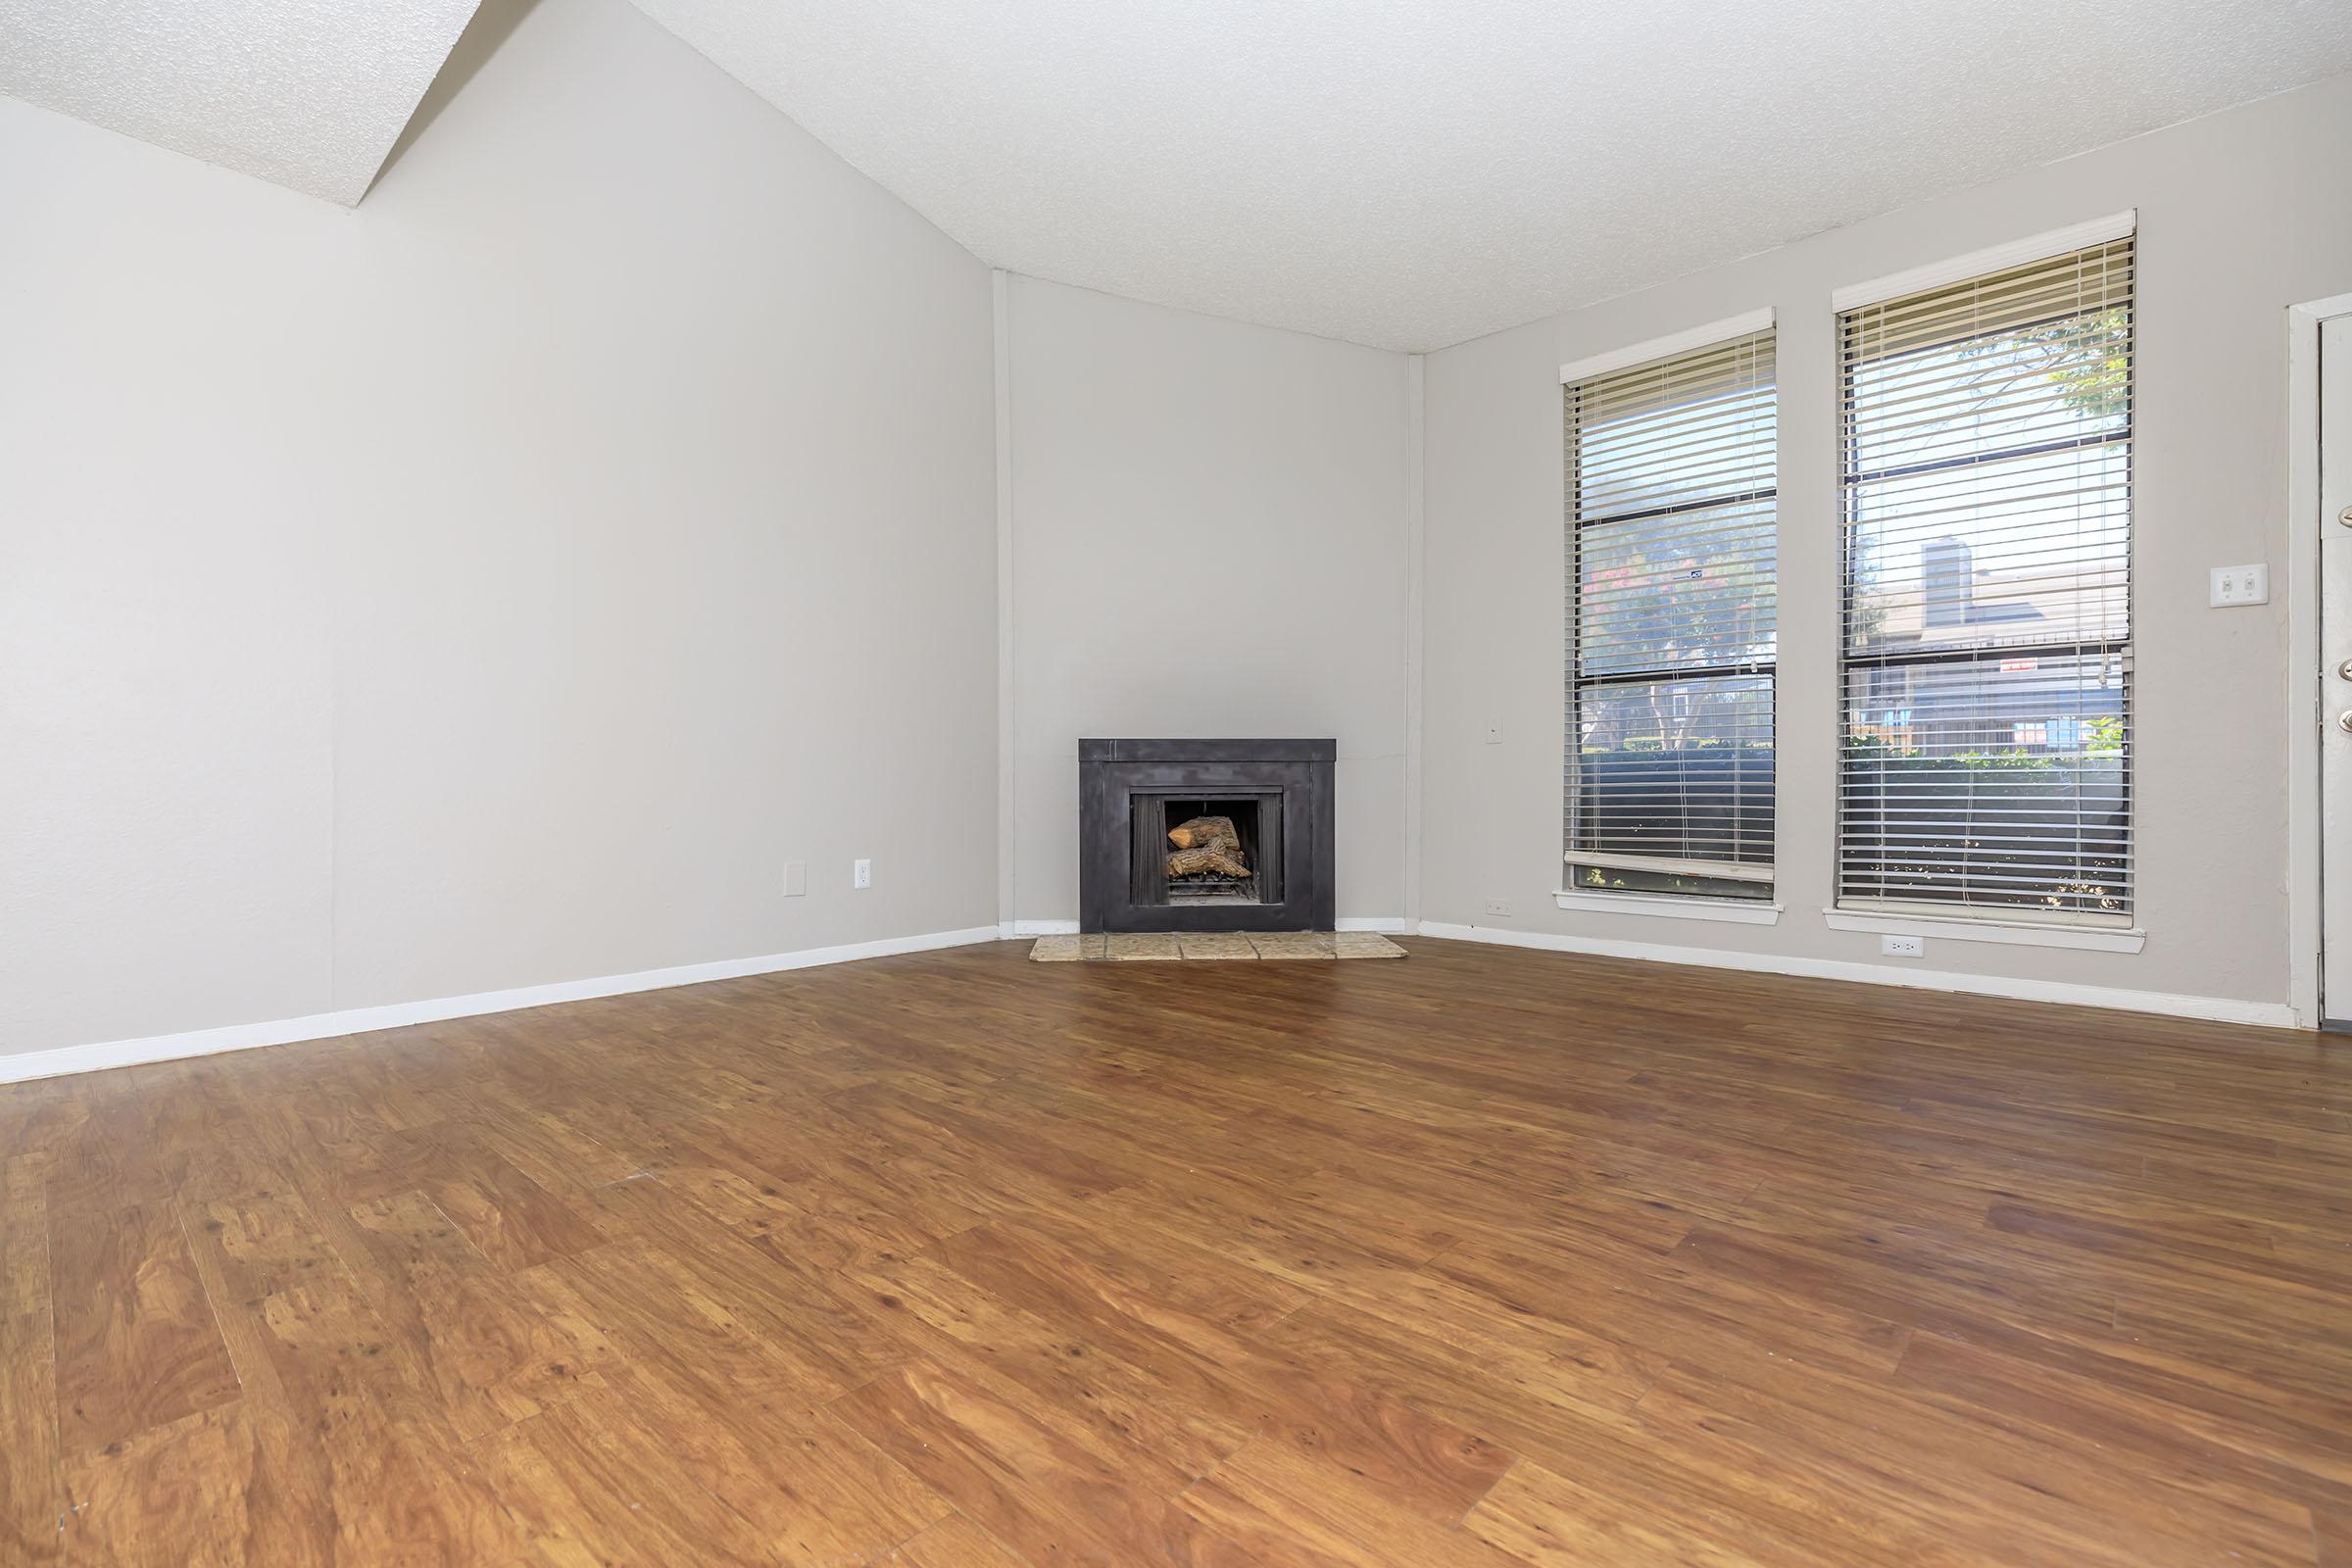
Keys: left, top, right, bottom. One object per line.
{"left": 3, "top": 936, "right": 2350, "bottom": 1565}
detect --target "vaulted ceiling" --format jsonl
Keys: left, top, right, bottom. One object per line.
{"left": 8, "top": 0, "right": 2351, "bottom": 348}
{"left": 0, "top": 0, "right": 482, "bottom": 205}
{"left": 629, "top": 0, "right": 2352, "bottom": 350}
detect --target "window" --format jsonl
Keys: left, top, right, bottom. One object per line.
{"left": 1565, "top": 325, "right": 1776, "bottom": 901}
{"left": 1838, "top": 233, "right": 2133, "bottom": 922}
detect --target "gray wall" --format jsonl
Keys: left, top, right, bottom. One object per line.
{"left": 1421, "top": 73, "right": 2352, "bottom": 1010}
{"left": 0, "top": 0, "right": 999, "bottom": 1057}
{"left": 1002, "top": 276, "right": 1415, "bottom": 925}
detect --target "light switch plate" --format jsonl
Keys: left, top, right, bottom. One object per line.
{"left": 781, "top": 859, "right": 807, "bottom": 898}
{"left": 2210, "top": 564, "right": 2269, "bottom": 607}
{"left": 1483, "top": 719, "right": 1502, "bottom": 745}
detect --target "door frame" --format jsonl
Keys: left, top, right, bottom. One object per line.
{"left": 2288, "top": 291, "right": 2352, "bottom": 1027}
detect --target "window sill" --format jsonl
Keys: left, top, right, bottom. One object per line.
{"left": 1821, "top": 907, "right": 2145, "bottom": 954}
{"left": 1554, "top": 889, "right": 1783, "bottom": 926}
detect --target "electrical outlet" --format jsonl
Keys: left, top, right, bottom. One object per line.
{"left": 1881, "top": 933, "right": 1924, "bottom": 958}
{"left": 1483, "top": 719, "right": 1502, "bottom": 745}
{"left": 781, "top": 860, "right": 807, "bottom": 898}
{"left": 2209, "top": 564, "right": 2269, "bottom": 607}
{"left": 1483, "top": 898, "right": 1512, "bottom": 918}
{"left": 853, "top": 858, "right": 872, "bottom": 890}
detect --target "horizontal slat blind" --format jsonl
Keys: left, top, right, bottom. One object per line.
{"left": 1838, "top": 236, "right": 2133, "bottom": 922}
{"left": 1567, "top": 329, "right": 1776, "bottom": 901}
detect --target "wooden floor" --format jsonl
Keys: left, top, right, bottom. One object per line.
{"left": 4, "top": 938, "right": 2350, "bottom": 1566}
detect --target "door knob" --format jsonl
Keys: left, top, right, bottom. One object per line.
{"left": 2338, "top": 659, "right": 2352, "bottom": 681}
{"left": 2337, "top": 710, "right": 2352, "bottom": 734}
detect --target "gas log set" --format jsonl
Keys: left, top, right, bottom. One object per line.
{"left": 1165, "top": 814, "right": 1250, "bottom": 882}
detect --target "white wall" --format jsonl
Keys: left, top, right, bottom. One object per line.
{"left": 1002, "top": 277, "right": 1415, "bottom": 926}
{"left": 0, "top": 0, "right": 999, "bottom": 1060}
{"left": 1421, "top": 74, "right": 2352, "bottom": 1015}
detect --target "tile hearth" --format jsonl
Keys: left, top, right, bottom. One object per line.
{"left": 1029, "top": 931, "right": 1406, "bottom": 962}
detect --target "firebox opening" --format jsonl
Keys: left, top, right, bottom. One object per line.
{"left": 1162, "top": 799, "right": 1262, "bottom": 904}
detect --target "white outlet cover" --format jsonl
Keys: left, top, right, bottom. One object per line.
{"left": 854, "top": 858, "right": 873, "bottom": 889}
{"left": 782, "top": 859, "right": 808, "bottom": 898}
{"left": 2209, "top": 564, "right": 2269, "bottom": 607}
{"left": 1881, "top": 933, "right": 1925, "bottom": 957}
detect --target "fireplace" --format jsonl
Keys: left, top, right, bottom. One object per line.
{"left": 1079, "top": 739, "right": 1335, "bottom": 933}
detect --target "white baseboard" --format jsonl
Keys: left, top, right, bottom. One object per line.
{"left": 1002, "top": 919, "right": 1079, "bottom": 937}
{"left": 25, "top": 914, "right": 2278, "bottom": 1088}
{"left": 1413, "top": 921, "right": 2295, "bottom": 1028}
{"left": 0, "top": 924, "right": 1005, "bottom": 1087}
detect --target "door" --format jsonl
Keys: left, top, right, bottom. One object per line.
{"left": 2321, "top": 315, "right": 2352, "bottom": 1019}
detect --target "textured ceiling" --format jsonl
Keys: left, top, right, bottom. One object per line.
{"left": 7, "top": 0, "right": 2348, "bottom": 344}
{"left": 0, "top": 0, "right": 482, "bottom": 205}
{"left": 624, "top": 0, "right": 2352, "bottom": 351}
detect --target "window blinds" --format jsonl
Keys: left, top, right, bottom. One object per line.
{"left": 1837, "top": 235, "right": 2133, "bottom": 922}
{"left": 1566, "top": 328, "right": 1777, "bottom": 901}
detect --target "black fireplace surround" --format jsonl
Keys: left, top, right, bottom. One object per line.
{"left": 1079, "top": 739, "right": 1336, "bottom": 934}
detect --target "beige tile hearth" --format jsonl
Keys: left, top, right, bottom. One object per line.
{"left": 1179, "top": 932, "right": 1258, "bottom": 959}
{"left": 1031, "top": 930, "right": 1404, "bottom": 962}
{"left": 1104, "top": 932, "right": 1184, "bottom": 960}
{"left": 1248, "top": 931, "right": 1338, "bottom": 960}
{"left": 1028, "top": 933, "right": 1106, "bottom": 961}
{"left": 1334, "top": 930, "right": 1409, "bottom": 958}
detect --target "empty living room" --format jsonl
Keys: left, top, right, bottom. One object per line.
{"left": 6, "top": 0, "right": 2352, "bottom": 1562}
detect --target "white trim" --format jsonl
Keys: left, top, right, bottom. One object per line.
{"left": 1415, "top": 921, "right": 2291, "bottom": 1028}
{"left": 994, "top": 268, "right": 1019, "bottom": 931}
{"left": 1402, "top": 352, "right": 1426, "bottom": 925}
{"left": 1004, "top": 918, "right": 1078, "bottom": 937}
{"left": 1554, "top": 890, "right": 1782, "bottom": 925}
{"left": 2287, "top": 291, "right": 2352, "bottom": 1027}
{"left": 1559, "top": 308, "right": 1775, "bottom": 385}
{"left": 1565, "top": 850, "right": 1774, "bottom": 884}
{"left": 0, "top": 925, "right": 1004, "bottom": 1087}
{"left": 1830, "top": 211, "right": 2136, "bottom": 313}
{"left": 1821, "top": 907, "right": 2145, "bottom": 954}
{"left": 1831, "top": 896, "right": 2133, "bottom": 933}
